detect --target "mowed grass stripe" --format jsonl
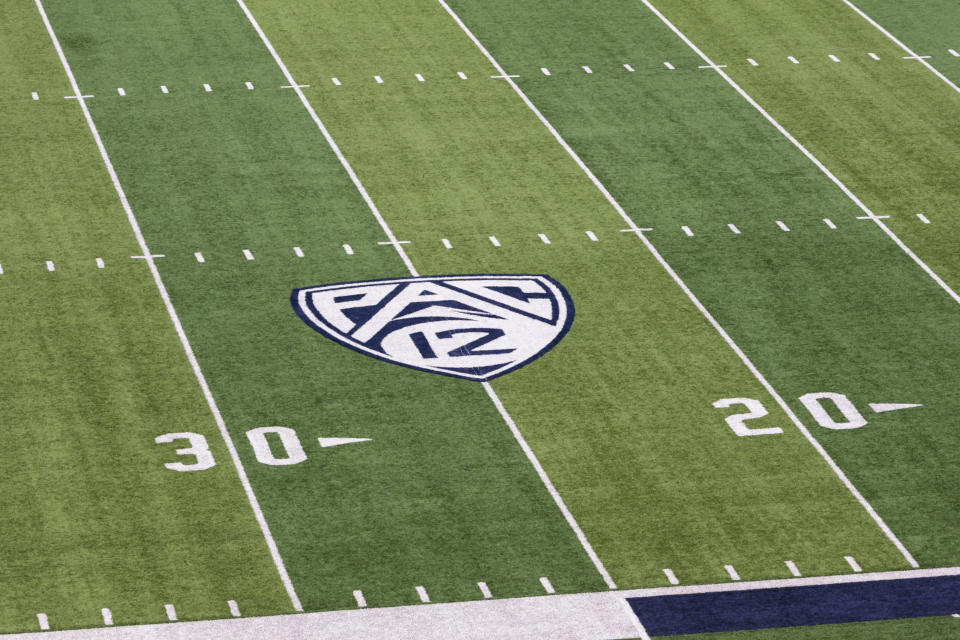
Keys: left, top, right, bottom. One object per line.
{"left": 0, "top": 2, "right": 292, "bottom": 633}
{"left": 442, "top": 0, "right": 960, "bottom": 567}
{"left": 42, "top": 0, "right": 609, "bottom": 611}
{"left": 240, "top": 0, "right": 911, "bottom": 586}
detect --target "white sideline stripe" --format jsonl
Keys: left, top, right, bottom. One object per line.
{"left": 541, "top": 67, "right": 551, "bottom": 75}
{"left": 331, "top": 77, "right": 341, "bottom": 86}
{"left": 194, "top": 251, "right": 205, "bottom": 263}
{"left": 868, "top": 52, "right": 880, "bottom": 60}
{"left": 164, "top": 605, "right": 177, "bottom": 622}
{"left": 203, "top": 83, "right": 212, "bottom": 92}
{"left": 747, "top": 58, "right": 758, "bottom": 66}
{"left": 36, "top": 0, "right": 303, "bottom": 612}
{"left": 117, "top": 87, "right": 125, "bottom": 96}
{"left": 639, "top": 0, "right": 920, "bottom": 569}
{"left": 160, "top": 85, "right": 169, "bottom": 93}
{"left": 788, "top": 56, "right": 799, "bottom": 64}
{"left": 37, "top": 614, "right": 49, "bottom": 631}
{"left": 844, "top": 0, "right": 960, "bottom": 95}
{"left": 489, "top": 235, "right": 501, "bottom": 247}
{"left": 663, "top": 569, "right": 680, "bottom": 585}
{"left": 538, "top": 233, "right": 551, "bottom": 244}
{"left": 585, "top": 230, "right": 598, "bottom": 241}
{"left": 441, "top": 238, "right": 452, "bottom": 249}
{"left": 681, "top": 225, "right": 694, "bottom": 236}
{"left": 917, "top": 213, "right": 931, "bottom": 224}
{"left": 623, "top": 63, "right": 635, "bottom": 72}
{"left": 785, "top": 560, "right": 802, "bottom": 577}
{"left": 227, "top": 600, "right": 241, "bottom": 617}
{"left": 101, "top": 608, "right": 113, "bottom": 626}
{"left": 343, "top": 243, "right": 354, "bottom": 255}
{"left": 243, "top": 249, "right": 254, "bottom": 260}
{"left": 32, "top": 91, "right": 39, "bottom": 100}
{"left": 374, "top": 75, "right": 383, "bottom": 84}
{"left": 724, "top": 565, "right": 741, "bottom": 581}
{"left": 846, "top": 556, "right": 863, "bottom": 572}
{"left": 539, "top": 577, "right": 556, "bottom": 594}
{"left": 46, "top": 260, "right": 55, "bottom": 271}
{"left": 415, "top": 73, "right": 425, "bottom": 82}
{"left": 245, "top": 81, "right": 254, "bottom": 90}
{"left": 582, "top": 65, "right": 593, "bottom": 73}
{"left": 293, "top": 246, "right": 304, "bottom": 257}
{"left": 776, "top": 220, "right": 790, "bottom": 231}
{"left": 823, "top": 218, "right": 837, "bottom": 229}
{"left": 415, "top": 586, "right": 431, "bottom": 603}
{"left": 457, "top": 71, "right": 468, "bottom": 79}
{"left": 235, "top": 0, "right": 418, "bottom": 278}
{"left": 829, "top": 54, "right": 840, "bottom": 62}
{"left": 353, "top": 590, "right": 367, "bottom": 608}
{"left": 477, "top": 582, "right": 493, "bottom": 598}
{"left": 96, "top": 257, "right": 104, "bottom": 268}
{"left": 664, "top": 61, "right": 675, "bottom": 69}
{"left": 728, "top": 223, "right": 741, "bottom": 234}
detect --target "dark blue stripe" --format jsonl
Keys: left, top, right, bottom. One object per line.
{"left": 627, "top": 575, "right": 960, "bottom": 635}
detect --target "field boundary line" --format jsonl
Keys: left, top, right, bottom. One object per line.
{"left": 34, "top": 0, "right": 303, "bottom": 612}
{"left": 643, "top": 1, "right": 960, "bottom": 308}
{"left": 231, "top": 0, "right": 616, "bottom": 588}
{"left": 436, "top": 0, "right": 919, "bottom": 568}
{"left": 841, "top": 0, "right": 960, "bottom": 96}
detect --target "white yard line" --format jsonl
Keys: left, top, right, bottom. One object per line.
{"left": 436, "top": 0, "right": 919, "bottom": 569}
{"left": 34, "top": 0, "right": 303, "bottom": 612}
{"left": 842, "top": 0, "right": 960, "bottom": 96}
{"left": 640, "top": 2, "right": 960, "bottom": 311}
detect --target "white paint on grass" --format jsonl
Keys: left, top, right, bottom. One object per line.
{"left": 342, "top": 244, "right": 354, "bottom": 255}
{"left": 37, "top": 614, "right": 49, "bottom": 631}
{"left": 45, "top": 260, "right": 55, "bottom": 272}
{"left": 747, "top": 58, "right": 758, "bottom": 66}
{"left": 868, "top": 52, "right": 880, "bottom": 60}
{"left": 457, "top": 71, "right": 468, "bottom": 79}
{"left": 331, "top": 77, "right": 341, "bottom": 86}
{"left": 0, "top": 264, "right": 5, "bottom": 275}
{"left": 228, "top": 600, "right": 241, "bottom": 617}
{"left": 870, "top": 402, "right": 922, "bottom": 413}
{"left": 96, "top": 257, "right": 104, "bottom": 268}
{"left": 681, "top": 225, "right": 694, "bottom": 236}
{"left": 785, "top": 560, "right": 802, "bottom": 577}
{"left": 36, "top": 0, "right": 304, "bottom": 612}
{"left": 353, "top": 590, "right": 367, "bottom": 608}
{"left": 32, "top": 91, "right": 39, "bottom": 100}
{"left": 164, "top": 605, "right": 177, "bottom": 622}
{"left": 374, "top": 75, "right": 383, "bottom": 84}
{"left": 202, "top": 83, "right": 212, "bottom": 92}
{"left": 541, "top": 67, "right": 551, "bottom": 75}
{"left": 415, "top": 586, "right": 431, "bottom": 603}
{"left": 788, "top": 56, "right": 799, "bottom": 64}
{"left": 623, "top": 63, "right": 635, "bottom": 72}
{"left": 245, "top": 82, "right": 254, "bottom": 90}
{"left": 160, "top": 85, "right": 169, "bottom": 93}
{"left": 243, "top": 249, "right": 254, "bottom": 261}
{"left": 317, "top": 437, "right": 371, "bottom": 448}
{"left": 621, "top": 598, "right": 654, "bottom": 640}
{"left": 724, "top": 565, "right": 741, "bottom": 581}
{"left": 539, "top": 577, "right": 556, "bottom": 594}
{"left": 582, "top": 65, "right": 593, "bottom": 74}
{"left": 117, "top": 87, "right": 126, "bottom": 96}
{"left": 415, "top": 73, "right": 425, "bottom": 82}
{"left": 538, "top": 233, "right": 551, "bottom": 244}
{"left": 293, "top": 246, "right": 304, "bottom": 257}
{"left": 477, "top": 582, "right": 493, "bottom": 599}
{"left": 488, "top": 235, "right": 500, "bottom": 247}
{"left": 917, "top": 213, "right": 931, "bottom": 224}
{"left": 663, "top": 61, "right": 675, "bottom": 69}
{"left": 585, "top": 230, "right": 598, "bottom": 241}
{"left": 823, "top": 218, "right": 837, "bottom": 229}
{"left": 441, "top": 238, "right": 452, "bottom": 249}
{"left": 194, "top": 252, "right": 205, "bottom": 263}
{"left": 829, "top": 54, "right": 840, "bottom": 62}
{"left": 776, "top": 220, "right": 790, "bottom": 231}
{"left": 728, "top": 223, "right": 741, "bottom": 234}
{"left": 950, "top": 49, "right": 960, "bottom": 57}
{"left": 846, "top": 556, "right": 863, "bottom": 572}
{"left": 663, "top": 569, "right": 679, "bottom": 585}
{"left": 101, "top": 608, "right": 113, "bottom": 626}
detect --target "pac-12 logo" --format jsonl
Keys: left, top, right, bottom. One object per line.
{"left": 291, "top": 274, "right": 574, "bottom": 382}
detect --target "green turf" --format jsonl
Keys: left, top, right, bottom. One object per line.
{"left": 659, "top": 615, "right": 960, "bottom": 639}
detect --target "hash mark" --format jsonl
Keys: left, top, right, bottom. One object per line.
{"left": 728, "top": 223, "right": 741, "bottom": 234}
{"left": 623, "top": 63, "right": 635, "bottom": 72}
{"left": 582, "top": 65, "right": 593, "bottom": 74}
{"left": 917, "top": 213, "right": 931, "bottom": 224}
{"left": 37, "top": 614, "right": 50, "bottom": 631}
{"left": 32, "top": 91, "right": 39, "bottom": 100}
{"left": 953, "top": 613, "right": 960, "bottom": 618}
{"left": 343, "top": 244, "right": 354, "bottom": 255}
{"left": 243, "top": 249, "right": 254, "bottom": 261}
{"left": 228, "top": 600, "right": 241, "bottom": 617}
{"left": 540, "top": 577, "right": 556, "bottom": 594}
{"left": 538, "top": 233, "right": 551, "bottom": 244}
{"left": 353, "top": 590, "right": 367, "bottom": 608}
{"left": 950, "top": 49, "right": 960, "bottom": 57}
{"left": 477, "top": 581, "right": 493, "bottom": 599}
{"left": 332, "top": 78, "right": 341, "bottom": 86}
{"left": 868, "top": 52, "right": 880, "bottom": 60}
{"left": 747, "top": 58, "right": 759, "bottom": 66}
{"left": 101, "top": 608, "right": 113, "bottom": 626}
{"left": 664, "top": 61, "right": 675, "bottom": 70}
{"left": 541, "top": 67, "right": 551, "bottom": 76}
{"left": 46, "top": 260, "right": 55, "bottom": 272}
{"left": 160, "top": 85, "right": 169, "bottom": 94}
{"left": 117, "top": 88, "right": 126, "bottom": 96}
{"left": 785, "top": 560, "right": 802, "bottom": 577}
{"left": 415, "top": 585, "right": 430, "bottom": 603}
{"left": 164, "top": 604, "right": 177, "bottom": 621}
{"left": 194, "top": 252, "right": 205, "bottom": 263}
{"left": 585, "top": 230, "right": 598, "bottom": 241}
{"left": 441, "top": 238, "right": 452, "bottom": 249}
{"left": 845, "top": 556, "right": 863, "bottom": 572}
{"left": 96, "top": 258, "right": 105, "bottom": 269}
{"left": 724, "top": 565, "right": 741, "bottom": 581}
{"left": 293, "top": 246, "right": 304, "bottom": 257}
{"left": 682, "top": 225, "right": 694, "bottom": 237}
{"left": 245, "top": 82, "right": 254, "bottom": 90}
{"left": 823, "top": 218, "right": 837, "bottom": 229}
{"left": 0, "top": 264, "right": 4, "bottom": 275}
{"left": 374, "top": 75, "right": 383, "bottom": 84}
{"left": 776, "top": 220, "right": 790, "bottom": 231}
{"left": 489, "top": 235, "right": 501, "bottom": 247}
{"left": 663, "top": 569, "right": 679, "bottom": 585}
{"left": 415, "top": 74, "right": 425, "bottom": 82}
{"left": 828, "top": 54, "right": 840, "bottom": 62}
{"left": 457, "top": 71, "right": 468, "bottom": 79}
{"left": 788, "top": 56, "right": 799, "bottom": 64}
{"left": 203, "top": 83, "right": 212, "bottom": 92}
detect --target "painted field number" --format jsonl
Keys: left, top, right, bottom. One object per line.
{"left": 154, "top": 432, "right": 216, "bottom": 471}
{"left": 715, "top": 391, "right": 874, "bottom": 436}
{"left": 712, "top": 398, "right": 784, "bottom": 437}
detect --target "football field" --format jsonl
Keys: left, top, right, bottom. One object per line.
{"left": 2, "top": 0, "right": 960, "bottom": 637}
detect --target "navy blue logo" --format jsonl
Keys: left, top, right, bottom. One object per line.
{"left": 292, "top": 275, "right": 574, "bottom": 381}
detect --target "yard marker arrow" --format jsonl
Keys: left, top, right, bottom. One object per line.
{"left": 869, "top": 403, "right": 923, "bottom": 414}
{"left": 317, "top": 437, "right": 371, "bottom": 448}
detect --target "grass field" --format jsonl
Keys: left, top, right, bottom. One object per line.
{"left": 1, "top": 0, "right": 959, "bottom": 637}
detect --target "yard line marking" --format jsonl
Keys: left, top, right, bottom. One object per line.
{"left": 457, "top": 71, "right": 468, "bottom": 79}
{"left": 843, "top": 0, "right": 960, "bottom": 95}
{"left": 776, "top": 220, "right": 790, "bottom": 231}
{"left": 243, "top": 249, "right": 255, "bottom": 260}
{"left": 623, "top": 63, "right": 635, "bottom": 72}
{"left": 37, "top": 614, "right": 49, "bottom": 631}
{"left": 377, "top": 239, "right": 411, "bottom": 246}
{"left": 441, "top": 238, "right": 453, "bottom": 249}
{"left": 638, "top": 0, "right": 922, "bottom": 567}
{"left": 228, "top": 600, "right": 241, "bottom": 617}
{"left": 117, "top": 87, "right": 126, "bottom": 96}
{"left": 823, "top": 218, "right": 837, "bottom": 229}
{"left": 45, "top": 260, "right": 55, "bottom": 272}
{"left": 374, "top": 75, "right": 383, "bottom": 84}
{"left": 164, "top": 604, "right": 177, "bottom": 621}
{"left": 331, "top": 77, "right": 341, "bottom": 86}
{"left": 245, "top": 81, "right": 254, "bottom": 90}
{"left": 65, "top": 94, "right": 94, "bottom": 99}
{"left": 664, "top": 61, "right": 675, "bottom": 69}
{"left": 903, "top": 55, "right": 933, "bottom": 60}
{"left": 585, "top": 230, "right": 599, "bottom": 241}
{"left": 681, "top": 225, "right": 694, "bottom": 236}
{"left": 203, "top": 83, "right": 212, "bottom": 92}
{"left": 342, "top": 244, "right": 354, "bottom": 255}
{"left": 785, "top": 560, "right": 802, "bottom": 577}
{"left": 699, "top": 64, "right": 728, "bottom": 69}
{"left": 160, "top": 85, "right": 169, "bottom": 93}
{"left": 540, "top": 577, "right": 556, "bottom": 594}
{"left": 538, "top": 233, "right": 551, "bottom": 244}
{"left": 829, "top": 54, "right": 841, "bottom": 62}
{"left": 663, "top": 569, "right": 680, "bottom": 585}
{"left": 868, "top": 52, "right": 880, "bottom": 60}
{"left": 724, "top": 565, "right": 741, "bottom": 581}
{"left": 96, "top": 257, "right": 104, "bottom": 268}
{"left": 131, "top": 253, "right": 165, "bottom": 260}
{"left": 415, "top": 586, "right": 431, "bottom": 603}
{"left": 31, "top": 91, "right": 39, "bottom": 100}
{"left": 846, "top": 556, "right": 863, "bottom": 572}
{"left": 353, "top": 590, "right": 367, "bottom": 608}
{"left": 489, "top": 235, "right": 501, "bottom": 247}
{"left": 857, "top": 214, "right": 890, "bottom": 221}
{"left": 491, "top": 74, "right": 520, "bottom": 79}
{"left": 728, "top": 223, "right": 741, "bottom": 234}
{"left": 282, "top": 83, "right": 310, "bottom": 89}
{"left": 788, "top": 56, "right": 800, "bottom": 64}
{"left": 582, "top": 65, "right": 593, "bottom": 73}
{"left": 235, "top": 0, "right": 418, "bottom": 277}
{"left": 37, "top": 0, "right": 303, "bottom": 611}
{"left": 293, "top": 246, "right": 304, "bottom": 257}
{"left": 194, "top": 251, "right": 205, "bottom": 263}
{"left": 478, "top": 581, "right": 493, "bottom": 599}
{"left": 101, "top": 608, "right": 113, "bottom": 626}
{"left": 415, "top": 73, "right": 425, "bottom": 82}
{"left": 747, "top": 58, "right": 759, "bottom": 66}
{"left": 917, "top": 213, "right": 931, "bottom": 224}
